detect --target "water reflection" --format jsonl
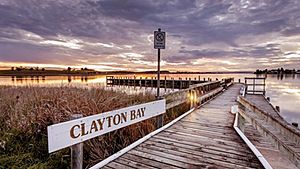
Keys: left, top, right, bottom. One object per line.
{"left": 5, "top": 75, "right": 100, "bottom": 86}
{"left": 1, "top": 73, "right": 299, "bottom": 124}
{"left": 256, "top": 73, "right": 300, "bottom": 80}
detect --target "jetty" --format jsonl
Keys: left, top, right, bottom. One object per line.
{"left": 106, "top": 76, "right": 232, "bottom": 89}
{"left": 89, "top": 77, "right": 299, "bottom": 168}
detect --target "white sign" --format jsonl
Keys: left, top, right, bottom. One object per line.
{"left": 154, "top": 31, "right": 165, "bottom": 49}
{"left": 47, "top": 99, "right": 166, "bottom": 153}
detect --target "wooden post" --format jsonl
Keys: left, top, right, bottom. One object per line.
{"left": 190, "top": 90, "right": 194, "bottom": 109}
{"left": 275, "top": 106, "right": 280, "bottom": 112}
{"left": 198, "top": 76, "right": 200, "bottom": 81}
{"left": 172, "top": 78, "right": 174, "bottom": 90}
{"left": 151, "top": 77, "right": 153, "bottom": 87}
{"left": 189, "top": 78, "right": 191, "bottom": 87}
{"left": 263, "top": 78, "right": 266, "bottom": 96}
{"left": 71, "top": 114, "right": 83, "bottom": 169}
{"left": 133, "top": 76, "right": 136, "bottom": 88}
{"left": 237, "top": 113, "right": 246, "bottom": 132}
{"left": 164, "top": 76, "right": 167, "bottom": 90}
{"left": 253, "top": 78, "right": 255, "bottom": 94}
{"left": 180, "top": 78, "right": 182, "bottom": 89}
{"left": 292, "top": 122, "right": 298, "bottom": 128}
{"left": 140, "top": 77, "right": 142, "bottom": 88}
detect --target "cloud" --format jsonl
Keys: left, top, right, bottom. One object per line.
{"left": 0, "top": 0, "right": 300, "bottom": 71}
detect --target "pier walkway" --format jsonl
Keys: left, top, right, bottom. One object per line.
{"left": 239, "top": 94, "right": 299, "bottom": 168}
{"left": 101, "top": 84, "right": 264, "bottom": 169}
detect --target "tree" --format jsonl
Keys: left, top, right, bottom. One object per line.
{"left": 41, "top": 68, "right": 45, "bottom": 71}
{"left": 67, "top": 67, "right": 71, "bottom": 71}
{"left": 11, "top": 67, "right": 14, "bottom": 71}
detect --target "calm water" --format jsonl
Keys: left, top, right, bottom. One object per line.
{"left": 0, "top": 73, "right": 299, "bottom": 124}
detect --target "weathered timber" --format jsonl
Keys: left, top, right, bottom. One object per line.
{"left": 243, "top": 122, "right": 298, "bottom": 169}
{"left": 238, "top": 94, "right": 300, "bottom": 168}
{"left": 106, "top": 76, "right": 234, "bottom": 90}
{"left": 101, "top": 84, "right": 263, "bottom": 169}
{"left": 107, "top": 76, "right": 204, "bottom": 89}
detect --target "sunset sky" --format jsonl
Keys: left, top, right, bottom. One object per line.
{"left": 0, "top": 0, "right": 300, "bottom": 72}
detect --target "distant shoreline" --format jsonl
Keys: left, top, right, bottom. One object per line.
{"left": 0, "top": 70, "right": 254, "bottom": 76}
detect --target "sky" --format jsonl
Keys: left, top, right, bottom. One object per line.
{"left": 0, "top": 0, "right": 300, "bottom": 72}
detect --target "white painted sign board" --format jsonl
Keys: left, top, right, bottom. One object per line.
{"left": 154, "top": 31, "right": 166, "bottom": 49}
{"left": 47, "top": 99, "right": 166, "bottom": 153}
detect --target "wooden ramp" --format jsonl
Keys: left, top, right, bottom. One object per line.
{"left": 239, "top": 94, "right": 299, "bottom": 168}
{"left": 102, "top": 84, "right": 263, "bottom": 169}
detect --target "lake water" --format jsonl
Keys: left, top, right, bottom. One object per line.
{"left": 0, "top": 73, "right": 299, "bottom": 125}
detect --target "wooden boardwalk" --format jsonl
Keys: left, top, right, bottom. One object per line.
{"left": 102, "top": 84, "right": 263, "bottom": 169}
{"left": 243, "top": 121, "right": 297, "bottom": 169}
{"left": 239, "top": 94, "right": 299, "bottom": 168}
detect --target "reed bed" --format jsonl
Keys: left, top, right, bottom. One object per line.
{"left": 0, "top": 85, "right": 156, "bottom": 168}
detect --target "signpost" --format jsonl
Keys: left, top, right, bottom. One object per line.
{"left": 154, "top": 28, "right": 166, "bottom": 128}
{"left": 47, "top": 99, "right": 166, "bottom": 153}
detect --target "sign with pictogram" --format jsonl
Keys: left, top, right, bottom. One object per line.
{"left": 154, "top": 30, "right": 165, "bottom": 49}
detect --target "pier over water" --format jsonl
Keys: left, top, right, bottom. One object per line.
{"left": 91, "top": 77, "right": 299, "bottom": 169}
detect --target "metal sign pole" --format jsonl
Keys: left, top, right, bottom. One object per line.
{"left": 156, "top": 28, "right": 162, "bottom": 128}
{"left": 157, "top": 47, "right": 161, "bottom": 98}
{"left": 154, "top": 28, "right": 165, "bottom": 128}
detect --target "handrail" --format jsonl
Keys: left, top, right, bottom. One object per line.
{"left": 163, "top": 81, "right": 222, "bottom": 110}
{"left": 244, "top": 77, "right": 266, "bottom": 95}
{"left": 238, "top": 96, "right": 300, "bottom": 142}
{"left": 233, "top": 111, "right": 273, "bottom": 169}
{"left": 89, "top": 79, "right": 234, "bottom": 169}
{"left": 164, "top": 78, "right": 233, "bottom": 110}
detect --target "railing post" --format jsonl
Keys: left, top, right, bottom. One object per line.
{"left": 70, "top": 114, "right": 83, "bottom": 169}
{"left": 237, "top": 113, "right": 245, "bottom": 132}
{"left": 164, "top": 76, "right": 167, "bottom": 90}
{"left": 156, "top": 96, "right": 164, "bottom": 129}
{"left": 151, "top": 77, "right": 153, "bottom": 87}
{"left": 190, "top": 90, "right": 193, "bottom": 108}
{"left": 172, "top": 78, "right": 174, "bottom": 90}
{"left": 180, "top": 78, "right": 182, "bottom": 89}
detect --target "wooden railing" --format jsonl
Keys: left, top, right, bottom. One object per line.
{"left": 90, "top": 77, "right": 233, "bottom": 168}
{"left": 164, "top": 78, "right": 234, "bottom": 110}
{"left": 245, "top": 77, "right": 266, "bottom": 95}
{"left": 237, "top": 95, "right": 300, "bottom": 167}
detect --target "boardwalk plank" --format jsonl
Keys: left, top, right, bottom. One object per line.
{"left": 148, "top": 137, "right": 253, "bottom": 160}
{"left": 145, "top": 139, "right": 261, "bottom": 167}
{"left": 136, "top": 144, "right": 258, "bottom": 169}
{"left": 106, "top": 161, "right": 133, "bottom": 169}
{"left": 152, "top": 135, "right": 254, "bottom": 157}
{"left": 129, "top": 149, "right": 200, "bottom": 168}
{"left": 102, "top": 84, "right": 263, "bottom": 169}
{"left": 115, "top": 157, "right": 157, "bottom": 169}
{"left": 121, "top": 153, "right": 181, "bottom": 169}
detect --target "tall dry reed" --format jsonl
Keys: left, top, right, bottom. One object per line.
{"left": 0, "top": 85, "right": 155, "bottom": 168}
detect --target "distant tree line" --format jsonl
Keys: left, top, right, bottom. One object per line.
{"left": 66, "top": 67, "right": 94, "bottom": 72}
{"left": 255, "top": 68, "right": 299, "bottom": 74}
{"left": 10, "top": 67, "right": 94, "bottom": 72}
{"left": 11, "top": 67, "right": 45, "bottom": 71}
